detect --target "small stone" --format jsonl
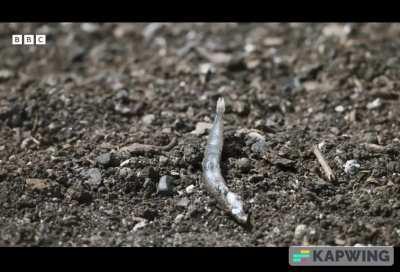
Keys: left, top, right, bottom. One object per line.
{"left": 115, "top": 89, "right": 129, "bottom": 101}
{"left": 84, "top": 168, "right": 102, "bottom": 187}
{"left": 322, "top": 24, "right": 351, "bottom": 38}
{"left": 0, "top": 69, "right": 14, "bottom": 82}
{"left": 364, "top": 132, "right": 378, "bottom": 144}
{"left": 274, "top": 157, "right": 295, "bottom": 168}
{"left": 96, "top": 153, "right": 111, "bottom": 166}
{"left": 354, "top": 243, "right": 365, "bottom": 247}
{"left": 367, "top": 98, "right": 382, "bottom": 110}
{"left": 387, "top": 161, "right": 400, "bottom": 173}
{"left": 174, "top": 214, "right": 184, "bottom": 224}
{"left": 138, "top": 166, "right": 158, "bottom": 181}
{"left": 263, "top": 37, "right": 283, "bottom": 46}
{"left": 176, "top": 197, "right": 189, "bottom": 209}
{"left": 232, "top": 101, "right": 249, "bottom": 115}
{"left": 81, "top": 23, "right": 99, "bottom": 33}
{"left": 157, "top": 175, "right": 175, "bottom": 196}
{"left": 133, "top": 220, "right": 147, "bottom": 232}
{"left": 119, "top": 167, "right": 132, "bottom": 178}
{"left": 159, "top": 156, "right": 168, "bottom": 166}
{"left": 237, "top": 157, "right": 251, "bottom": 172}
{"left": 190, "top": 122, "right": 212, "bottom": 136}
{"left": 185, "top": 184, "right": 195, "bottom": 195}
{"left": 294, "top": 224, "right": 308, "bottom": 241}
{"left": 246, "top": 131, "right": 266, "bottom": 143}
{"left": 244, "top": 43, "right": 255, "bottom": 53}
{"left": 343, "top": 160, "right": 360, "bottom": 175}
{"left": 251, "top": 140, "right": 268, "bottom": 156}
{"left": 120, "top": 159, "right": 131, "bottom": 167}
{"left": 335, "top": 105, "right": 345, "bottom": 112}
{"left": 25, "top": 179, "right": 49, "bottom": 190}
{"left": 142, "top": 114, "right": 155, "bottom": 125}
{"left": 335, "top": 237, "right": 346, "bottom": 245}
{"left": 199, "top": 63, "right": 215, "bottom": 74}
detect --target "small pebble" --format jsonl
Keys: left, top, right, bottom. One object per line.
{"left": 251, "top": 140, "right": 268, "bottom": 156}
{"left": 387, "top": 161, "right": 400, "bottom": 173}
{"left": 185, "top": 184, "right": 195, "bottom": 195}
{"left": 96, "top": 153, "right": 111, "bottom": 166}
{"left": 246, "top": 131, "right": 266, "bottom": 143}
{"left": 25, "top": 178, "right": 50, "bottom": 191}
{"left": 274, "top": 157, "right": 295, "bottom": 168}
{"left": 0, "top": 69, "right": 14, "bottom": 82}
{"left": 159, "top": 156, "right": 168, "bottom": 166}
{"left": 142, "top": 114, "right": 155, "bottom": 125}
{"left": 157, "top": 175, "right": 175, "bottom": 196}
{"left": 190, "top": 122, "right": 212, "bottom": 136}
{"left": 133, "top": 220, "right": 147, "bottom": 232}
{"left": 294, "top": 224, "right": 308, "bottom": 241}
{"left": 199, "top": 63, "right": 215, "bottom": 74}
{"left": 367, "top": 98, "right": 382, "bottom": 110}
{"left": 176, "top": 197, "right": 190, "bottom": 209}
{"left": 119, "top": 167, "right": 132, "bottom": 178}
{"left": 237, "top": 157, "right": 251, "bottom": 172}
{"left": 84, "top": 168, "right": 102, "bottom": 187}
{"left": 335, "top": 105, "right": 345, "bottom": 112}
{"left": 343, "top": 160, "right": 360, "bottom": 175}
{"left": 174, "top": 214, "right": 184, "bottom": 224}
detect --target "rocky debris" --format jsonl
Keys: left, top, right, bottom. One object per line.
{"left": 176, "top": 197, "right": 190, "bottom": 209}
{"left": 185, "top": 185, "right": 195, "bottom": 195}
{"left": 159, "top": 156, "right": 169, "bottom": 166}
{"left": 142, "top": 114, "right": 155, "bottom": 125}
{"left": 387, "top": 161, "right": 400, "bottom": 173}
{"left": 334, "top": 105, "right": 345, "bottom": 113}
{"left": 367, "top": 98, "right": 382, "bottom": 110}
{"left": 294, "top": 224, "right": 308, "bottom": 241}
{"left": 133, "top": 220, "right": 147, "bottom": 232}
{"left": 343, "top": 160, "right": 360, "bottom": 175}
{"left": 199, "top": 63, "right": 216, "bottom": 75}
{"left": 190, "top": 122, "right": 212, "bottom": 136}
{"left": 273, "top": 157, "right": 295, "bottom": 169}
{"left": 237, "top": 157, "right": 251, "bottom": 172}
{"left": 157, "top": 175, "right": 175, "bottom": 196}
{"left": 96, "top": 153, "right": 113, "bottom": 167}
{"left": 119, "top": 167, "right": 133, "bottom": 178}
{"left": 239, "top": 130, "right": 269, "bottom": 157}
{"left": 174, "top": 213, "right": 185, "bottom": 224}
{"left": 83, "top": 168, "right": 102, "bottom": 187}
{"left": 322, "top": 24, "right": 351, "bottom": 38}
{"left": 250, "top": 140, "right": 268, "bottom": 157}
{"left": 66, "top": 185, "right": 93, "bottom": 204}
{"left": 0, "top": 69, "right": 14, "bottom": 82}
{"left": 25, "top": 179, "right": 50, "bottom": 191}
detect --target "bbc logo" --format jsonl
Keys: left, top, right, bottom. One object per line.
{"left": 12, "top": 34, "right": 46, "bottom": 45}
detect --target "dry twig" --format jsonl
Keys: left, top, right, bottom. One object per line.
{"left": 312, "top": 144, "right": 336, "bottom": 182}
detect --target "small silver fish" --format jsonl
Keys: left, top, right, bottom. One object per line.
{"left": 202, "top": 97, "right": 249, "bottom": 225}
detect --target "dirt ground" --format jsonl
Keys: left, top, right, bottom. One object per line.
{"left": 0, "top": 23, "right": 400, "bottom": 246}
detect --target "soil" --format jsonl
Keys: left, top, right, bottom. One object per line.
{"left": 1, "top": 23, "right": 400, "bottom": 246}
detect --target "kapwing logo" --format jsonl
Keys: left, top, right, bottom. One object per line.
{"left": 289, "top": 246, "right": 394, "bottom": 266}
